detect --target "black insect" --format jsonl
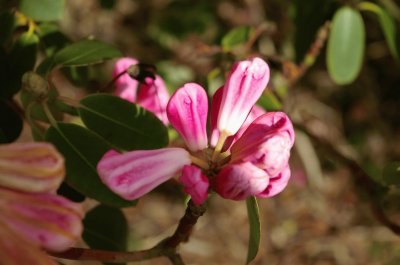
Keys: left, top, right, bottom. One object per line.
{"left": 127, "top": 63, "right": 157, "bottom": 83}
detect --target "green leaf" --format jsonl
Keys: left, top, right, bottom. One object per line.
{"left": 257, "top": 91, "right": 282, "bottom": 111}
{"left": 359, "top": 2, "right": 398, "bottom": 59}
{"left": 221, "top": 26, "right": 252, "bottom": 52}
{"left": 99, "top": 0, "right": 117, "bottom": 9}
{"left": 246, "top": 196, "right": 261, "bottom": 265}
{"left": 382, "top": 162, "right": 400, "bottom": 186}
{"left": 83, "top": 204, "right": 127, "bottom": 265}
{"left": 19, "top": 0, "right": 65, "bottom": 21}
{"left": 327, "top": 7, "right": 365, "bottom": 85}
{"left": 45, "top": 123, "right": 136, "bottom": 207}
{"left": 0, "top": 10, "right": 15, "bottom": 44}
{"left": 78, "top": 94, "right": 169, "bottom": 151}
{"left": 0, "top": 99, "right": 23, "bottom": 143}
{"left": 53, "top": 40, "right": 122, "bottom": 67}
{"left": 1, "top": 32, "right": 39, "bottom": 99}
{"left": 37, "top": 23, "right": 71, "bottom": 56}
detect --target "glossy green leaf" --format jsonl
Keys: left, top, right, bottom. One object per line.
{"left": 327, "top": 7, "right": 365, "bottom": 85}
{"left": 221, "top": 26, "right": 252, "bottom": 51}
{"left": 19, "top": 0, "right": 65, "bottom": 21}
{"left": 78, "top": 94, "right": 169, "bottom": 151}
{"left": 382, "top": 162, "right": 400, "bottom": 186}
{"left": 359, "top": 2, "right": 398, "bottom": 59}
{"left": 0, "top": 99, "right": 22, "bottom": 143}
{"left": 246, "top": 196, "right": 261, "bottom": 265}
{"left": 45, "top": 123, "right": 136, "bottom": 208}
{"left": 1, "top": 32, "right": 38, "bottom": 99}
{"left": 83, "top": 204, "right": 127, "bottom": 265}
{"left": 53, "top": 40, "right": 122, "bottom": 67}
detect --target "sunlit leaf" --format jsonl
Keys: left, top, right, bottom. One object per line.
{"left": 45, "top": 123, "right": 136, "bottom": 207}
{"left": 83, "top": 204, "right": 127, "bottom": 265}
{"left": 78, "top": 94, "right": 169, "bottom": 151}
{"left": 246, "top": 196, "right": 261, "bottom": 265}
{"left": 19, "top": 0, "right": 65, "bottom": 21}
{"left": 327, "top": 7, "right": 365, "bottom": 85}
{"left": 53, "top": 40, "right": 122, "bottom": 67}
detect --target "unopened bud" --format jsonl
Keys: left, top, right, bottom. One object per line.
{"left": 22, "top": 71, "right": 49, "bottom": 100}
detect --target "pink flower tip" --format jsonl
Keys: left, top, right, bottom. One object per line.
{"left": 179, "top": 165, "right": 209, "bottom": 205}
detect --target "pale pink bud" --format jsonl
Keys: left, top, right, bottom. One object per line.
{"left": 97, "top": 148, "right": 191, "bottom": 200}
{"left": 137, "top": 75, "right": 170, "bottom": 125}
{"left": 0, "top": 222, "right": 57, "bottom": 265}
{"left": 230, "top": 112, "right": 295, "bottom": 178}
{"left": 167, "top": 83, "right": 208, "bottom": 152}
{"left": 179, "top": 165, "right": 209, "bottom": 205}
{"left": 214, "top": 162, "right": 269, "bottom": 200}
{"left": 257, "top": 165, "right": 291, "bottom": 198}
{"left": 0, "top": 142, "right": 64, "bottom": 193}
{"left": 113, "top": 57, "right": 139, "bottom": 102}
{"left": 216, "top": 57, "right": 270, "bottom": 136}
{"left": 0, "top": 188, "right": 84, "bottom": 252}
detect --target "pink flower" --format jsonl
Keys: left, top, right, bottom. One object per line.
{"left": 113, "top": 57, "right": 170, "bottom": 125}
{"left": 0, "top": 142, "right": 84, "bottom": 265}
{"left": 98, "top": 57, "right": 294, "bottom": 204}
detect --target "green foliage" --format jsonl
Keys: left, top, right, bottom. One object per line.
{"left": 45, "top": 123, "right": 136, "bottom": 208}
{"left": 0, "top": 99, "right": 22, "bottom": 143}
{"left": 19, "top": 0, "right": 65, "bottom": 21}
{"left": 359, "top": 2, "right": 398, "bottom": 59}
{"left": 37, "top": 23, "right": 71, "bottom": 56}
{"left": 0, "top": 10, "right": 15, "bottom": 44}
{"left": 246, "top": 196, "right": 261, "bottom": 265}
{"left": 327, "top": 7, "right": 365, "bottom": 85}
{"left": 221, "top": 26, "right": 252, "bottom": 52}
{"left": 382, "top": 162, "right": 400, "bottom": 186}
{"left": 79, "top": 94, "right": 169, "bottom": 151}
{"left": 83, "top": 204, "right": 128, "bottom": 265}
{"left": 53, "top": 40, "right": 122, "bottom": 67}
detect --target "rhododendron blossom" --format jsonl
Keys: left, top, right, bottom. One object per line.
{"left": 98, "top": 57, "right": 295, "bottom": 204}
{"left": 0, "top": 142, "right": 84, "bottom": 265}
{"left": 113, "top": 57, "right": 170, "bottom": 124}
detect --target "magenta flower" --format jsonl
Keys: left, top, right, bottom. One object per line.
{"left": 98, "top": 57, "right": 294, "bottom": 204}
{"left": 113, "top": 57, "right": 170, "bottom": 125}
{"left": 0, "top": 142, "right": 83, "bottom": 265}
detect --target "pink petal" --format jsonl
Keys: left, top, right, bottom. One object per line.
{"left": 0, "top": 221, "right": 57, "bottom": 265}
{"left": 137, "top": 75, "right": 170, "bottom": 125}
{"left": 0, "top": 188, "right": 83, "bottom": 252}
{"left": 167, "top": 83, "right": 208, "bottom": 152}
{"left": 179, "top": 165, "right": 209, "bottom": 205}
{"left": 97, "top": 148, "right": 191, "bottom": 200}
{"left": 230, "top": 112, "right": 295, "bottom": 177}
{"left": 214, "top": 162, "right": 269, "bottom": 201}
{"left": 209, "top": 86, "right": 223, "bottom": 148}
{"left": 216, "top": 57, "right": 270, "bottom": 136}
{"left": 257, "top": 165, "right": 291, "bottom": 198}
{"left": 113, "top": 57, "right": 139, "bottom": 102}
{"left": 0, "top": 142, "right": 64, "bottom": 193}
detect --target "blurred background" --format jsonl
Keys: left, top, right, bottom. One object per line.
{"left": 6, "top": 0, "right": 400, "bottom": 264}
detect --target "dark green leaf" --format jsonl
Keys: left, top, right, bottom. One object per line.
{"left": 1, "top": 32, "right": 38, "bottom": 99}
{"left": 78, "top": 94, "right": 169, "bottom": 151}
{"left": 0, "top": 10, "right": 15, "bottom": 44}
{"left": 53, "top": 40, "right": 122, "bottom": 67}
{"left": 37, "top": 23, "right": 71, "bottom": 56}
{"left": 359, "top": 2, "right": 398, "bottom": 59}
{"left": 0, "top": 99, "right": 22, "bottom": 143}
{"left": 327, "top": 7, "right": 365, "bottom": 85}
{"left": 57, "top": 182, "right": 86, "bottom": 203}
{"left": 382, "top": 162, "right": 400, "bottom": 186}
{"left": 19, "top": 0, "right": 65, "bottom": 21}
{"left": 99, "top": 0, "right": 116, "bottom": 9}
{"left": 246, "top": 196, "right": 261, "bottom": 265}
{"left": 83, "top": 204, "right": 127, "bottom": 265}
{"left": 221, "top": 26, "right": 252, "bottom": 52}
{"left": 45, "top": 123, "right": 136, "bottom": 207}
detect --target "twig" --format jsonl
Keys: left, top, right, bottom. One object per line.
{"left": 295, "top": 124, "right": 400, "bottom": 235}
{"left": 50, "top": 200, "right": 207, "bottom": 264}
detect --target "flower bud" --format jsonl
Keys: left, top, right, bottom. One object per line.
{"left": 179, "top": 165, "right": 209, "bottom": 205}
{"left": 0, "top": 142, "right": 64, "bottom": 193}
{"left": 22, "top": 72, "right": 49, "bottom": 100}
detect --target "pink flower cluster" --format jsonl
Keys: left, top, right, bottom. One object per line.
{"left": 98, "top": 57, "right": 294, "bottom": 205}
{"left": 0, "top": 142, "right": 83, "bottom": 265}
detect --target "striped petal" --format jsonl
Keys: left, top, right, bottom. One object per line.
{"left": 0, "top": 142, "right": 64, "bottom": 193}
{"left": 257, "top": 165, "right": 291, "bottom": 198}
{"left": 97, "top": 148, "right": 191, "bottom": 200}
{"left": 167, "top": 83, "right": 208, "bottom": 152}
{"left": 217, "top": 57, "right": 269, "bottom": 136}
{"left": 179, "top": 165, "right": 209, "bottom": 205}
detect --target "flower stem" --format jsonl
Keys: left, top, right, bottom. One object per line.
{"left": 190, "top": 155, "right": 209, "bottom": 170}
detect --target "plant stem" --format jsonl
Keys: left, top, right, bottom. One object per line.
{"left": 50, "top": 200, "right": 206, "bottom": 264}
